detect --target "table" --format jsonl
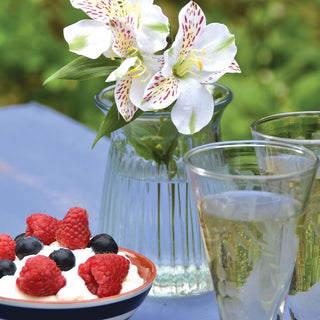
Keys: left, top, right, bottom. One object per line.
{"left": 0, "top": 102, "right": 290, "bottom": 319}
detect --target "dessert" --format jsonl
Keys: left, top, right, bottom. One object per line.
{"left": 0, "top": 207, "right": 144, "bottom": 302}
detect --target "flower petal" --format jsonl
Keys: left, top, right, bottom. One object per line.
{"left": 133, "top": 0, "right": 153, "bottom": 7}
{"left": 110, "top": 15, "right": 137, "bottom": 57}
{"left": 70, "top": 0, "right": 119, "bottom": 24}
{"left": 106, "top": 57, "right": 138, "bottom": 82}
{"left": 63, "top": 20, "right": 112, "bottom": 59}
{"left": 129, "top": 55, "right": 165, "bottom": 107}
{"left": 194, "top": 23, "right": 238, "bottom": 73}
{"left": 141, "top": 72, "right": 180, "bottom": 111}
{"left": 202, "top": 60, "right": 241, "bottom": 83}
{"left": 129, "top": 77, "right": 147, "bottom": 109}
{"left": 137, "top": 5, "right": 169, "bottom": 54}
{"left": 114, "top": 76, "right": 138, "bottom": 121}
{"left": 176, "top": 1, "right": 206, "bottom": 60}
{"left": 171, "top": 79, "right": 214, "bottom": 134}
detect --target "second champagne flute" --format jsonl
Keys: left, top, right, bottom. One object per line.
{"left": 251, "top": 111, "right": 320, "bottom": 319}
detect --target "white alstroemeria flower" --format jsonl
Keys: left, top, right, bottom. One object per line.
{"left": 64, "top": 0, "right": 169, "bottom": 59}
{"left": 140, "top": 1, "right": 241, "bottom": 134}
{"left": 99, "top": 13, "right": 165, "bottom": 121}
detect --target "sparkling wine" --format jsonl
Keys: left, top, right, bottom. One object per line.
{"left": 198, "top": 190, "right": 302, "bottom": 320}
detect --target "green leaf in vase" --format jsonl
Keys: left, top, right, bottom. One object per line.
{"left": 158, "top": 119, "right": 179, "bottom": 179}
{"left": 158, "top": 119, "right": 179, "bottom": 158}
{"left": 122, "top": 117, "right": 178, "bottom": 162}
{"left": 121, "top": 116, "right": 180, "bottom": 178}
{"left": 92, "top": 103, "right": 143, "bottom": 146}
{"left": 123, "top": 121, "right": 161, "bottom": 161}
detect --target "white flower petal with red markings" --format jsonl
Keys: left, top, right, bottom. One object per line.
{"left": 106, "top": 57, "right": 138, "bottom": 82}
{"left": 114, "top": 76, "right": 138, "bottom": 121}
{"left": 70, "top": 0, "right": 119, "bottom": 24}
{"left": 171, "top": 79, "right": 214, "bottom": 135}
{"left": 227, "top": 60, "right": 241, "bottom": 73}
{"left": 110, "top": 15, "right": 137, "bottom": 57}
{"left": 175, "top": 1, "right": 206, "bottom": 60}
{"left": 129, "top": 54, "right": 165, "bottom": 108}
{"left": 63, "top": 20, "right": 112, "bottom": 59}
{"left": 123, "top": 12, "right": 137, "bottom": 30}
{"left": 189, "top": 59, "right": 241, "bottom": 84}
{"left": 137, "top": 5, "right": 169, "bottom": 54}
{"left": 141, "top": 73, "right": 180, "bottom": 111}
{"left": 203, "top": 60, "right": 241, "bottom": 83}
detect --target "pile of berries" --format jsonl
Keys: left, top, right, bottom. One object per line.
{"left": 0, "top": 207, "right": 129, "bottom": 298}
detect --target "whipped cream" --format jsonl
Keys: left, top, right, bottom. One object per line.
{"left": 0, "top": 242, "right": 144, "bottom": 302}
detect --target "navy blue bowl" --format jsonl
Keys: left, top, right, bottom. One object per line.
{"left": 0, "top": 248, "right": 156, "bottom": 320}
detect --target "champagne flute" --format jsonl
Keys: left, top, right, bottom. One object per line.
{"left": 184, "top": 140, "right": 318, "bottom": 320}
{"left": 251, "top": 111, "right": 320, "bottom": 320}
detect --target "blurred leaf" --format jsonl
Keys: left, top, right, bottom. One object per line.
{"left": 44, "top": 56, "right": 121, "bottom": 84}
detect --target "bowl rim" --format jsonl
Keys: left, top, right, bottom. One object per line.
{"left": 0, "top": 248, "right": 156, "bottom": 309}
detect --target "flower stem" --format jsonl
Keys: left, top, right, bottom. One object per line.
{"left": 158, "top": 182, "right": 161, "bottom": 260}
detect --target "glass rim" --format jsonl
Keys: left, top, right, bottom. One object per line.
{"left": 183, "top": 140, "right": 319, "bottom": 181}
{"left": 251, "top": 111, "right": 320, "bottom": 145}
{"left": 94, "top": 83, "right": 233, "bottom": 118}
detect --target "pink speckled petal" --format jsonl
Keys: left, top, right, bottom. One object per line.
{"left": 203, "top": 60, "right": 241, "bottom": 83}
{"left": 114, "top": 76, "right": 138, "bottom": 121}
{"left": 129, "top": 55, "right": 165, "bottom": 108}
{"left": 110, "top": 15, "right": 137, "bottom": 57}
{"left": 141, "top": 73, "right": 180, "bottom": 111}
{"left": 177, "top": 1, "right": 206, "bottom": 60}
{"left": 70, "top": 0, "right": 119, "bottom": 24}
{"left": 227, "top": 60, "right": 241, "bottom": 73}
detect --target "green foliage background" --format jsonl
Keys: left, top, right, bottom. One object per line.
{"left": 0, "top": 0, "right": 319, "bottom": 140}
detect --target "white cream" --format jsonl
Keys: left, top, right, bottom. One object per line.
{"left": 0, "top": 242, "right": 144, "bottom": 302}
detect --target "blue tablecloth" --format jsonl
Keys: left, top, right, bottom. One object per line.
{"left": 0, "top": 102, "right": 290, "bottom": 319}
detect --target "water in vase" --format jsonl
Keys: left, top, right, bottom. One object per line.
{"left": 99, "top": 157, "right": 213, "bottom": 296}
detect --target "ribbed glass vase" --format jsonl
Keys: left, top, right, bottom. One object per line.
{"left": 95, "top": 83, "right": 232, "bottom": 296}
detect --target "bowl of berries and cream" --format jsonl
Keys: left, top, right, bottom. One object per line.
{"left": 0, "top": 207, "right": 156, "bottom": 320}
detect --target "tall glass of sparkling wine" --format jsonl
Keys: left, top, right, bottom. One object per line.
{"left": 251, "top": 112, "right": 320, "bottom": 320}
{"left": 184, "top": 140, "right": 318, "bottom": 320}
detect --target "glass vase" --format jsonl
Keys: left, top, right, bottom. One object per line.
{"left": 95, "top": 83, "right": 232, "bottom": 296}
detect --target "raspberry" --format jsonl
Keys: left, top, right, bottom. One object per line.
{"left": 0, "top": 233, "right": 16, "bottom": 261}
{"left": 78, "top": 254, "right": 130, "bottom": 298}
{"left": 25, "top": 213, "right": 61, "bottom": 245}
{"left": 16, "top": 255, "right": 66, "bottom": 296}
{"left": 56, "top": 207, "right": 91, "bottom": 250}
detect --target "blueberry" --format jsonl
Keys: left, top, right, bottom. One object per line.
{"left": 0, "top": 259, "right": 16, "bottom": 278}
{"left": 15, "top": 236, "right": 43, "bottom": 260}
{"left": 14, "top": 233, "right": 26, "bottom": 245}
{"left": 49, "top": 248, "right": 76, "bottom": 271}
{"left": 88, "top": 234, "right": 118, "bottom": 254}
